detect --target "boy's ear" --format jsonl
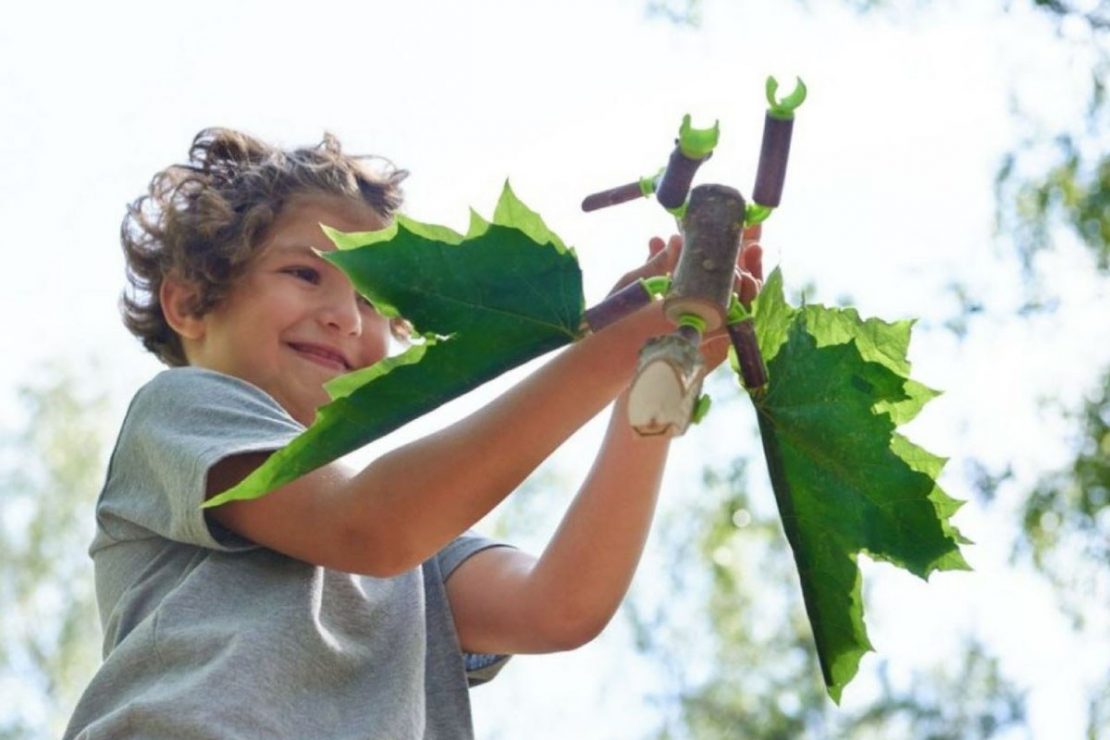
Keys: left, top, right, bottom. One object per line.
{"left": 160, "top": 277, "right": 206, "bottom": 341}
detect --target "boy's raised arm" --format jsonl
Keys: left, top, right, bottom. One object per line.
{"left": 445, "top": 233, "right": 760, "bottom": 654}
{"left": 206, "top": 290, "right": 673, "bottom": 577}
{"left": 208, "top": 231, "right": 759, "bottom": 655}
{"left": 443, "top": 389, "right": 674, "bottom": 654}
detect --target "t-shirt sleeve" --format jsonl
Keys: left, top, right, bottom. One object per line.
{"left": 436, "top": 529, "right": 515, "bottom": 579}
{"left": 95, "top": 367, "right": 305, "bottom": 551}
{"left": 436, "top": 530, "right": 516, "bottom": 686}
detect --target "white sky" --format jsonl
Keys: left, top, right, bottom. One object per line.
{"left": 2, "top": 0, "right": 1108, "bottom": 737}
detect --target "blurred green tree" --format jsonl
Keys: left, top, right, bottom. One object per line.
{"left": 630, "top": 0, "right": 1109, "bottom": 736}
{"left": 625, "top": 451, "right": 1027, "bottom": 739}
{"left": 0, "top": 362, "right": 112, "bottom": 738}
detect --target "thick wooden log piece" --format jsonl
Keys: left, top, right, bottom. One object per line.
{"left": 627, "top": 334, "right": 706, "bottom": 437}
{"left": 663, "top": 184, "right": 747, "bottom": 332}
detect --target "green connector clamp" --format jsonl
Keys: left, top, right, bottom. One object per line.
{"left": 691, "top": 393, "right": 712, "bottom": 425}
{"left": 665, "top": 201, "right": 689, "bottom": 219}
{"left": 744, "top": 203, "right": 773, "bottom": 227}
{"left": 639, "top": 275, "right": 672, "bottom": 298}
{"left": 727, "top": 294, "right": 751, "bottom": 324}
{"left": 639, "top": 168, "right": 663, "bottom": 198}
{"left": 677, "top": 114, "right": 720, "bottom": 159}
{"left": 766, "top": 76, "right": 807, "bottom": 120}
{"left": 677, "top": 313, "right": 709, "bottom": 333}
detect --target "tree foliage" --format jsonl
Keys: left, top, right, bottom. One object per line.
{"left": 625, "top": 453, "right": 1025, "bottom": 738}
{"left": 635, "top": 0, "right": 1109, "bottom": 734}
{"left": 1016, "top": 368, "right": 1110, "bottom": 629}
{"left": 0, "top": 362, "right": 111, "bottom": 738}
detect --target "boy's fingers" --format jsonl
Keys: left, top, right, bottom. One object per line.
{"left": 643, "top": 234, "right": 682, "bottom": 273}
{"left": 740, "top": 243, "right": 763, "bottom": 282}
{"left": 737, "top": 272, "right": 761, "bottom": 307}
{"left": 741, "top": 223, "right": 762, "bottom": 244}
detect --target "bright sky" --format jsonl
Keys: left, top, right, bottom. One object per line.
{"left": 2, "top": 0, "right": 1107, "bottom": 737}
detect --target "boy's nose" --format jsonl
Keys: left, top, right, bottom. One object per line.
{"left": 318, "top": 293, "right": 363, "bottom": 335}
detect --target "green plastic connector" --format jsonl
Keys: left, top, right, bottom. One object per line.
{"left": 677, "top": 313, "right": 709, "bottom": 333}
{"left": 727, "top": 294, "right": 751, "bottom": 324}
{"left": 691, "top": 393, "right": 712, "bottom": 425}
{"left": 765, "top": 75, "right": 807, "bottom": 120}
{"left": 639, "top": 275, "right": 672, "bottom": 298}
{"left": 745, "top": 203, "right": 773, "bottom": 227}
{"left": 665, "top": 201, "right": 689, "bottom": 219}
{"left": 639, "top": 169, "right": 663, "bottom": 198}
{"left": 677, "top": 114, "right": 720, "bottom": 159}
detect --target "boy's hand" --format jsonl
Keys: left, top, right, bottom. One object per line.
{"left": 606, "top": 234, "right": 683, "bottom": 297}
{"left": 607, "top": 226, "right": 765, "bottom": 370}
{"left": 735, "top": 223, "right": 764, "bottom": 308}
{"left": 609, "top": 226, "right": 763, "bottom": 301}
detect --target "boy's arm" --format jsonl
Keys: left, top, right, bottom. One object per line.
{"left": 206, "top": 297, "right": 672, "bottom": 577}
{"left": 207, "top": 236, "right": 688, "bottom": 578}
{"left": 443, "top": 390, "right": 671, "bottom": 654}
{"left": 442, "top": 231, "right": 763, "bottom": 654}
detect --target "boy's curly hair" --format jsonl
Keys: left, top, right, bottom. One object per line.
{"left": 121, "top": 127, "right": 409, "bottom": 367}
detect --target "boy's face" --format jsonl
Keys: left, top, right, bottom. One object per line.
{"left": 182, "top": 194, "right": 392, "bottom": 426}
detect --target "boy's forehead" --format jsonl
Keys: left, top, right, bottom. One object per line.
{"left": 268, "top": 243, "right": 330, "bottom": 258}
{"left": 283, "top": 193, "right": 386, "bottom": 230}
{"left": 262, "top": 195, "right": 387, "bottom": 254}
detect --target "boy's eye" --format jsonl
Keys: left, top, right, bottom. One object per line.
{"left": 284, "top": 266, "right": 320, "bottom": 284}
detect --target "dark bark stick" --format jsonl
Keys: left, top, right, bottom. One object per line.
{"left": 580, "top": 281, "right": 653, "bottom": 334}
{"left": 656, "top": 146, "right": 708, "bottom": 209}
{"left": 581, "top": 181, "right": 648, "bottom": 212}
{"left": 727, "top": 318, "right": 767, "bottom": 390}
{"left": 675, "top": 324, "right": 702, "bottom": 346}
{"left": 753, "top": 114, "right": 794, "bottom": 207}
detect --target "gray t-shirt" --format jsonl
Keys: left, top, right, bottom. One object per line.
{"left": 64, "top": 367, "right": 510, "bottom": 739}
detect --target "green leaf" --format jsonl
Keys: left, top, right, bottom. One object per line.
{"left": 750, "top": 275, "right": 968, "bottom": 703}
{"left": 751, "top": 268, "right": 798, "bottom": 365}
{"left": 322, "top": 340, "right": 433, "bottom": 401}
{"left": 206, "top": 186, "right": 583, "bottom": 507}
{"left": 491, "top": 180, "right": 571, "bottom": 255}
{"left": 799, "top": 303, "right": 942, "bottom": 425}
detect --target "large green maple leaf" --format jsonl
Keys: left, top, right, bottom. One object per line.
{"left": 206, "top": 183, "right": 583, "bottom": 507}
{"left": 748, "top": 269, "right": 970, "bottom": 702}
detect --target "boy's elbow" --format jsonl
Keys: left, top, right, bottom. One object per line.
{"left": 339, "top": 519, "right": 422, "bottom": 579}
{"left": 538, "top": 609, "right": 611, "bottom": 652}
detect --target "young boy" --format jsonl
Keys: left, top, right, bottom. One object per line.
{"left": 65, "top": 128, "right": 762, "bottom": 738}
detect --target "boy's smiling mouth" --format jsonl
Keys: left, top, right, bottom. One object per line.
{"left": 287, "top": 342, "right": 352, "bottom": 372}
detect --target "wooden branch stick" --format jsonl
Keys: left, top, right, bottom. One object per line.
{"left": 627, "top": 334, "right": 706, "bottom": 437}
{"left": 581, "top": 280, "right": 653, "bottom": 334}
{"left": 581, "top": 181, "right": 649, "bottom": 212}
{"left": 663, "top": 184, "right": 747, "bottom": 331}
{"left": 626, "top": 184, "right": 746, "bottom": 437}
{"left": 727, "top": 318, "right": 767, "bottom": 390}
